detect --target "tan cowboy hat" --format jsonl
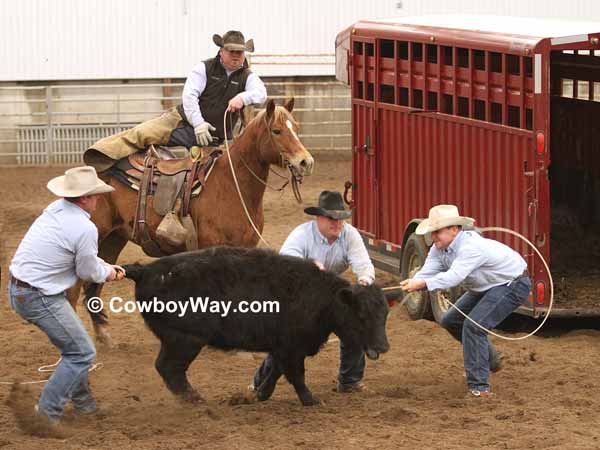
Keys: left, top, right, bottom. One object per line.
{"left": 213, "top": 30, "right": 255, "bottom": 52}
{"left": 304, "top": 191, "right": 352, "bottom": 220}
{"left": 415, "top": 204, "right": 475, "bottom": 235}
{"left": 47, "top": 166, "right": 115, "bottom": 197}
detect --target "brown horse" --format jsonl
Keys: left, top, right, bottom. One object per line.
{"left": 67, "top": 98, "right": 314, "bottom": 345}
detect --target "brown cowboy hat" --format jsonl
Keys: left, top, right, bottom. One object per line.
{"left": 213, "top": 30, "right": 255, "bottom": 52}
{"left": 304, "top": 191, "right": 352, "bottom": 220}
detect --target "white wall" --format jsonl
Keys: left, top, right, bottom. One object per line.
{"left": 3, "top": 0, "right": 599, "bottom": 81}
{"left": 0, "top": 0, "right": 400, "bottom": 81}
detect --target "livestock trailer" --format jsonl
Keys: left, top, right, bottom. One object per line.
{"left": 335, "top": 15, "right": 600, "bottom": 321}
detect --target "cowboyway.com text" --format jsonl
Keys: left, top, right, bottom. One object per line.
{"left": 88, "top": 296, "right": 280, "bottom": 317}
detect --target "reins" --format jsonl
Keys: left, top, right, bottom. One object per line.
{"left": 222, "top": 108, "right": 306, "bottom": 247}
{"left": 223, "top": 110, "right": 271, "bottom": 247}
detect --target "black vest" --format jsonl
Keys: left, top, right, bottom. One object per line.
{"left": 179, "top": 54, "right": 251, "bottom": 140}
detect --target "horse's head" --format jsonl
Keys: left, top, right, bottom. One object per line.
{"left": 255, "top": 98, "right": 314, "bottom": 178}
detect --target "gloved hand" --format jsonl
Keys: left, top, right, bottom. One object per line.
{"left": 194, "top": 122, "right": 216, "bottom": 146}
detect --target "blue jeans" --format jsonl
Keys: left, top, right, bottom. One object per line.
{"left": 440, "top": 277, "right": 531, "bottom": 391}
{"left": 9, "top": 280, "right": 97, "bottom": 422}
{"left": 253, "top": 340, "right": 365, "bottom": 388}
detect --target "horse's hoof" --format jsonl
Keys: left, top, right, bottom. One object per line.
{"left": 95, "top": 331, "right": 113, "bottom": 348}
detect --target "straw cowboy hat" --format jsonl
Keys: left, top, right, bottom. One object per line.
{"left": 47, "top": 166, "right": 115, "bottom": 197}
{"left": 415, "top": 204, "right": 475, "bottom": 235}
{"left": 304, "top": 191, "right": 352, "bottom": 220}
{"left": 213, "top": 30, "right": 255, "bottom": 52}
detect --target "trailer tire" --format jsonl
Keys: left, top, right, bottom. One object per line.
{"left": 400, "top": 233, "right": 432, "bottom": 320}
{"left": 430, "top": 286, "right": 465, "bottom": 324}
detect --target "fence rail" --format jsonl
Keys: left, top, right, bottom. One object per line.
{"left": 0, "top": 78, "right": 351, "bottom": 165}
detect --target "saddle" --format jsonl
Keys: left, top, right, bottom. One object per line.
{"left": 128, "top": 149, "right": 194, "bottom": 175}
{"left": 111, "top": 145, "right": 222, "bottom": 257}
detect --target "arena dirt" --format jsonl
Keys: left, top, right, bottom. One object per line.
{"left": 1, "top": 161, "right": 600, "bottom": 450}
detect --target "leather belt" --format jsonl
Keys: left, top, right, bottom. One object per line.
{"left": 514, "top": 269, "right": 529, "bottom": 281}
{"left": 10, "top": 274, "right": 35, "bottom": 289}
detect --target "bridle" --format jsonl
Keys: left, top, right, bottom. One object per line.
{"left": 222, "top": 107, "right": 307, "bottom": 247}
{"left": 231, "top": 110, "right": 304, "bottom": 202}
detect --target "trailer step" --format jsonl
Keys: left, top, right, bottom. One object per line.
{"left": 368, "top": 249, "right": 401, "bottom": 275}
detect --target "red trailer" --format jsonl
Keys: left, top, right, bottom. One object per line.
{"left": 335, "top": 15, "right": 600, "bottom": 321}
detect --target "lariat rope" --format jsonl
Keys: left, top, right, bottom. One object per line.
{"left": 389, "top": 226, "right": 554, "bottom": 341}
{"left": 223, "top": 109, "right": 271, "bottom": 247}
{"left": 0, "top": 359, "right": 103, "bottom": 386}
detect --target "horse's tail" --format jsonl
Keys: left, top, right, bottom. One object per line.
{"left": 121, "top": 263, "right": 146, "bottom": 283}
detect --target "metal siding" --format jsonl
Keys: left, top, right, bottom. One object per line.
{"left": 374, "top": 111, "right": 532, "bottom": 254}
{"left": 402, "top": 0, "right": 600, "bottom": 19}
{"left": 5, "top": 0, "right": 600, "bottom": 81}
{"left": 0, "top": 0, "right": 398, "bottom": 81}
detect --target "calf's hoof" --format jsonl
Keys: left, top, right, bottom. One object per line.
{"left": 179, "top": 390, "right": 205, "bottom": 404}
{"left": 256, "top": 388, "right": 275, "bottom": 402}
{"left": 228, "top": 391, "right": 258, "bottom": 406}
{"left": 300, "top": 395, "right": 322, "bottom": 407}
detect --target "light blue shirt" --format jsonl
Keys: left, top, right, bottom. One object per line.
{"left": 9, "top": 199, "right": 110, "bottom": 295}
{"left": 182, "top": 60, "right": 267, "bottom": 128}
{"left": 413, "top": 230, "right": 527, "bottom": 292}
{"left": 280, "top": 221, "right": 375, "bottom": 285}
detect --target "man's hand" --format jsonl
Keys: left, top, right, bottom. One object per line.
{"left": 227, "top": 95, "right": 244, "bottom": 112}
{"left": 400, "top": 278, "right": 427, "bottom": 293}
{"left": 105, "top": 265, "right": 117, "bottom": 282}
{"left": 105, "top": 265, "right": 126, "bottom": 282}
{"left": 113, "top": 265, "right": 126, "bottom": 281}
{"left": 194, "top": 122, "right": 216, "bottom": 146}
{"left": 313, "top": 260, "right": 325, "bottom": 271}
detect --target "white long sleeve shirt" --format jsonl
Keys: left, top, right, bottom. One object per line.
{"left": 182, "top": 60, "right": 267, "bottom": 129}
{"left": 279, "top": 221, "right": 375, "bottom": 285}
{"left": 413, "top": 230, "right": 527, "bottom": 292}
{"left": 9, "top": 199, "right": 110, "bottom": 295}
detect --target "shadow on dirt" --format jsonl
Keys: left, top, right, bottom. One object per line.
{"left": 499, "top": 313, "right": 600, "bottom": 337}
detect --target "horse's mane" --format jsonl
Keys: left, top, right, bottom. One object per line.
{"left": 251, "top": 106, "right": 299, "bottom": 129}
{"left": 230, "top": 104, "right": 299, "bottom": 146}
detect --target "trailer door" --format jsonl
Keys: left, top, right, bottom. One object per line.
{"left": 351, "top": 38, "right": 378, "bottom": 237}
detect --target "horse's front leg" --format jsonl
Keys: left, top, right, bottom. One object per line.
{"left": 65, "top": 280, "right": 83, "bottom": 312}
{"left": 84, "top": 281, "right": 113, "bottom": 347}
{"left": 85, "top": 231, "right": 129, "bottom": 347}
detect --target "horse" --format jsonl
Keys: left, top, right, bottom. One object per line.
{"left": 67, "top": 98, "right": 314, "bottom": 346}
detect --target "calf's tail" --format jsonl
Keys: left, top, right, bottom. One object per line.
{"left": 121, "top": 263, "right": 145, "bottom": 283}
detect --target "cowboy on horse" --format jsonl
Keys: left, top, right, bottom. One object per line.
{"left": 84, "top": 30, "right": 266, "bottom": 172}
{"left": 70, "top": 31, "right": 314, "bottom": 346}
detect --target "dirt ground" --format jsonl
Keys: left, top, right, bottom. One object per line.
{"left": 1, "top": 159, "right": 600, "bottom": 450}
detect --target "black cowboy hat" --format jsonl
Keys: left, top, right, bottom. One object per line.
{"left": 213, "top": 30, "right": 255, "bottom": 52}
{"left": 304, "top": 191, "right": 352, "bottom": 220}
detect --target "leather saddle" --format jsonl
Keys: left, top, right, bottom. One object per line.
{"left": 128, "top": 148, "right": 194, "bottom": 175}
{"left": 110, "top": 145, "right": 222, "bottom": 256}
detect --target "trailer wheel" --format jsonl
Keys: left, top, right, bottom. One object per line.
{"left": 430, "top": 286, "right": 464, "bottom": 324}
{"left": 400, "top": 233, "right": 432, "bottom": 320}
